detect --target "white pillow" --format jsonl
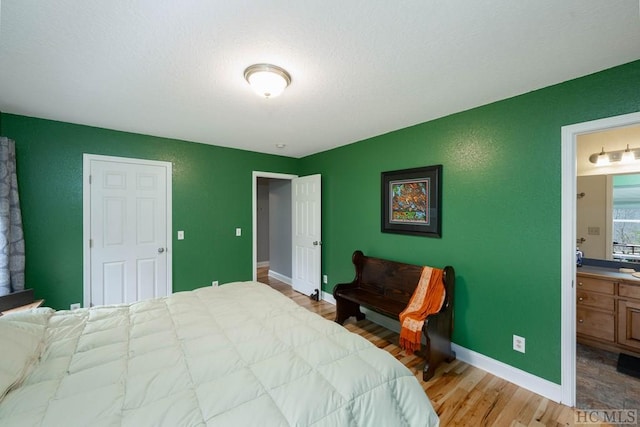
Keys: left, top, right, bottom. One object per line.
{"left": 0, "top": 308, "right": 53, "bottom": 399}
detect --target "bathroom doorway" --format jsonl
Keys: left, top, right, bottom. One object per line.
{"left": 561, "top": 111, "right": 640, "bottom": 407}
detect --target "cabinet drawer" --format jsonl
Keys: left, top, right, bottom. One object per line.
{"left": 577, "top": 308, "right": 615, "bottom": 342}
{"left": 577, "top": 290, "right": 615, "bottom": 311}
{"left": 619, "top": 283, "right": 640, "bottom": 300}
{"left": 576, "top": 275, "right": 615, "bottom": 295}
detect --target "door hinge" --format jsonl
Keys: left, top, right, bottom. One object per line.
{"left": 89, "top": 238, "right": 93, "bottom": 248}
{"left": 89, "top": 174, "right": 92, "bottom": 184}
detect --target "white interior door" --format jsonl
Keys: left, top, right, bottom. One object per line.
{"left": 292, "top": 174, "right": 321, "bottom": 296}
{"left": 84, "top": 155, "right": 172, "bottom": 307}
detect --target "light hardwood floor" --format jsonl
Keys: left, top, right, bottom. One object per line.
{"left": 256, "top": 268, "right": 613, "bottom": 427}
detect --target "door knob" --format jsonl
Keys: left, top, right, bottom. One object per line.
{"left": 313, "top": 241, "right": 323, "bottom": 246}
{"left": 158, "top": 247, "right": 165, "bottom": 253}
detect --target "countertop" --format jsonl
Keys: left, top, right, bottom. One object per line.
{"left": 578, "top": 265, "right": 640, "bottom": 283}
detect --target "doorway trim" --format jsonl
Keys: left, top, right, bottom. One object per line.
{"left": 252, "top": 171, "right": 298, "bottom": 281}
{"left": 83, "top": 154, "right": 173, "bottom": 308}
{"left": 560, "top": 111, "right": 640, "bottom": 406}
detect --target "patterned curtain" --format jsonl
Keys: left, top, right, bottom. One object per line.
{"left": 0, "top": 137, "right": 25, "bottom": 296}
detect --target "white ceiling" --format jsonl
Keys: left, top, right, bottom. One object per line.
{"left": 1, "top": 1, "right": 639, "bottom": 158}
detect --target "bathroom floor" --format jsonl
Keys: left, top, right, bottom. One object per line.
{"left": 576, "top": 342, "right": 640, "bottom": 410}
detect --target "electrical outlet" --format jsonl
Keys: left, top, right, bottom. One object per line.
{"left": 322, "top": 275, "right": 328, "bottom": 284}
{"left": 70, "top": 303, "right": 81, "bottom": 311}
{"left": 212, "top": 281, "right": 219, "bottom": 287}
{"left": 513, "top": 335, "right": 526, "bottom": 353}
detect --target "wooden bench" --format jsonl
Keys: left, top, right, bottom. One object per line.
{"left": 333, "top": 250, "right": 455, "bottom": 381}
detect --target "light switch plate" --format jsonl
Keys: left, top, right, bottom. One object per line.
{"left": 235, "top": 228, "right": 241, "bottom": 236}
{"left": 178, "top": 230, "right": 184, "bottom": 240}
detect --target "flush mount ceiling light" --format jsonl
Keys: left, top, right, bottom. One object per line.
{"left": 244, "top": 64, "right": 291, "bottom": 98}
{"left": 589, "top": 145, "right": 640, "bottom": 166}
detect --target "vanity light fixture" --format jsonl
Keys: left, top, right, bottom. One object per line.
{"left": 589, "top": 145, "right": 640, "bottom": 166}
{"left": 244, "top": 64, "right": 291, "bottom": 98}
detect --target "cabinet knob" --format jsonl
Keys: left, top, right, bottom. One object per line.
{"left": 578, "top": 297, "right": 583, "bottom": 302}
{"left": 578, "top": 282, "right": 583, "bottom": 286}
{"left": 578, "top": 319, "right": 584, "bottom": 323}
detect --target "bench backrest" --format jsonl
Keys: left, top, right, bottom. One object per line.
{"left": 353, "top": 250, "right": 424, "bottom": 305}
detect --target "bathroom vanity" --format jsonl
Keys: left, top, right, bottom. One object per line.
{"left": 577, "top": 266, "right": 640, "bottom": 356}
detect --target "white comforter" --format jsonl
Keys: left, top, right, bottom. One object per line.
{"left": 0, "top": 281, "right": 438, "bottom": 426}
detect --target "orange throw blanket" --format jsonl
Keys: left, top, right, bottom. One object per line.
{"left": 399, "top": 266, "right": 445, "bottom": 353}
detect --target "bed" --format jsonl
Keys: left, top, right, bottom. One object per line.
{"left": 0, "top": 281, "right": 439, "bottom": 426}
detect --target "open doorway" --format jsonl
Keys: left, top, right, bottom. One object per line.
{"left": 256, "top": 177, "right": 293, "bottom": 284}
{"left": 252, "top": 171, "right": 296, "bottom": 283}
{"left": 561, "top": 111, "right": 640, "bottom": 407}
{"left": 574, "top": 125, "right": 640, "bottom": 410}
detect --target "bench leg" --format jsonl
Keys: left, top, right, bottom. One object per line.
{"left": 421, "top": 314, "right": 455, "bottom": 382}
{"left": 334, "top": 299, "right": 365, "bottom": 325}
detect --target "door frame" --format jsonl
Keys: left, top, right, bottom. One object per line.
{"left": 560, "top": 111, "right": 640, "bottom": 406}
{"left": 83, "top": 154, "right": 173, "bottom": 308}
{"left": 252, "top": 171, "right": 298, "bottom": 281}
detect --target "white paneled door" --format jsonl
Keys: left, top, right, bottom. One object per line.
{"left": 292, "top": 174, "right": 321, "bottom": 297}
{"left": 84, "top": 155, "right": 172, "bottom": 307}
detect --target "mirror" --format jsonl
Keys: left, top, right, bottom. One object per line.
{"left": 577, "top": 173, "right": 640, "bottom": 262}
{"left": 577, "top": 124, "right": 640, "bottom": 262}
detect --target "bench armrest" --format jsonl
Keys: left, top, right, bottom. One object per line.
{"left": 332, "top": 280, "right": 358, "bottom": 298}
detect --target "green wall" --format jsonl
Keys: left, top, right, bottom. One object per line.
{"left": 1, "top": 60, "right": 638, "bottom": 386}
{"left": 0, "top": 115, "right": 298, "bottom": 310}
{"left": 300, "top": 60, "right": 640, "bottom": 383}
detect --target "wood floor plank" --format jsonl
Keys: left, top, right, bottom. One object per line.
{"left": 255, "top": 268, "right": 614, "bottom": 426}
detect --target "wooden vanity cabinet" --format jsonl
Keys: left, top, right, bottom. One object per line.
{"left": 577, "top": 271, "right": 640, "bottom": 356}
{"left": 576, "top": 275, "right": 616, "bottom": 343}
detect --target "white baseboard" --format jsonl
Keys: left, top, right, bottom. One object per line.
{"left": 257, "top": 261, "right": 269, "bottom": 268}
{"left": 322, "top": 291, "right": 336, "bottom": 305}
{"left": 451, "top": 344, "right": 562, "bottom": 403}
{"left": 268, "top": 270, "right": 291, "bottom": 285}
{"left": 335, "top": 307, "right": 562, "bottom": 403}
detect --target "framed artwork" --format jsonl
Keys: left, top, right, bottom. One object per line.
{"left": 381, "top": 165, "right": 442, "bottom": 238}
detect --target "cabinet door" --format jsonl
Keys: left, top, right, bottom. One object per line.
{"left": 618, "top": 299, "right": 640, "bottom": 351}
{"left": 577, "top": 308, "right": 615, "bottom": 342}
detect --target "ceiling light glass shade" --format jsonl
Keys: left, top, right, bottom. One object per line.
{"left": 244, "top": 64, "right": 291, "bottom": 98}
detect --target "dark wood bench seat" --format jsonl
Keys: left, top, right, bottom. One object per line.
{"left": 333, "top": 250, "right": 455, "bottom": 381}
{"left": 334, "top": 288, "right": 408, "bottom": 319}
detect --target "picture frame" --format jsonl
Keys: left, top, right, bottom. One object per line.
{"left": 381, "top": 164, "right": 442, "bottom": 238}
